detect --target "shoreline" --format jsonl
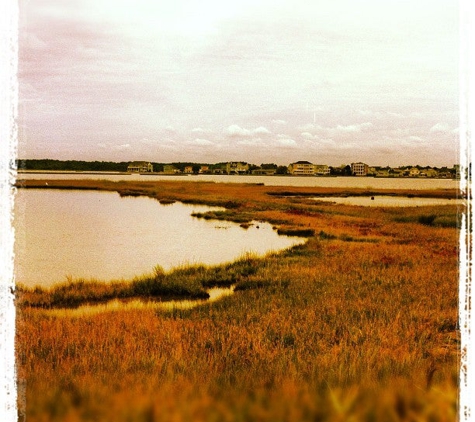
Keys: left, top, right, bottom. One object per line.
{"left": 16, "top": 169, "right": 459, "bottom": 180}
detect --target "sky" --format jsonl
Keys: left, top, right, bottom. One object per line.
{"left": 18, "top": 0, "right": 460, "bottom": 167}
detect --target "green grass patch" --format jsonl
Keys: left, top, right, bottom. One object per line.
{"left": 393, "top": 212, "right": 460, "bottom": 228}
{"left": 191, "top": 210, "right": 253, "bottom": 224}
{"left": 277, "top": 227, "right": 315, "bottom": 237}
{"left": 319, "top": 230, "right": 337, "bottom": 240}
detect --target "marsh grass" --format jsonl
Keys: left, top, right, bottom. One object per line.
{"left": 16, "top": 180, "right": 460, "bottom": 421}
{"left": 276, "top": 227, "right": 315, "bottom": 237}
{"left": 17, "top": 255, "right": 264, "bottom": 309}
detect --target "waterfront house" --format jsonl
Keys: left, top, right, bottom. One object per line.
{"left": 288, "top": 161, "right": 315, "bottom": 175}
{"left": 375, "top": 169, "right": 390, "bottom": 177}
{"left": 127, "top": 161, "right": 153, "bottom": 173}
{"left": 184, "top": 166, "right": 193, "bottom": 174}
{"left": 351, "top": 162, "right": 369, "bottom": 176}
{"left": 163, "top": 164, "right": 180, "bottom": 174}
{"left": 252, "top": 167, "right": 277, "bottom": 175}
{"left": 423, "top": 168, "right": 438, "bottom": 178}
{"left": 226, "top": 162, "right": 249, "bottom": 174}
{"left": 391, "top": 168, "right": 405, "bottom": 177}
{"left": 212, "top": 166, "right": 226, "bottom": 174}
{"left": 314, "top": 164, "right": 330, "bottom": 175}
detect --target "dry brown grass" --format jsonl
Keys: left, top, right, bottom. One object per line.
{"left": 16, "top": 180, "right": 460, "bottom": 421}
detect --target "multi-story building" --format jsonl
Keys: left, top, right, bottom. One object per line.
{"left": 288, "top": 161, "right": 316, "bottom": 175}
{"left": 314, "top": 164, "right": 330, "bottom": 175}
{"left": 127, "top": 161, "right": 153, "bottom": 173}
{"left": 226, "top": 162, "right": 249, "bottom": 174}
{"left": 351, "top": 162, "right": 369, "bottom": 176}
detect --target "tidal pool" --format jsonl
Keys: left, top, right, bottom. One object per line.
{"left": 14, "top": 189, "right": 304, "bottom": 287}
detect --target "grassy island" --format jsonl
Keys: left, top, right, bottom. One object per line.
{"left": 16, "top": 179, "right": 461, "bottom": 421}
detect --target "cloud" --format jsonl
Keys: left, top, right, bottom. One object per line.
{"left": 333, "top": 122, "right": 373, "bottom": 133}
{"left": 297, "top": 123, "right": 325, "bottom": 133}
{"left": 226, "top": 125, "right": 272, "bottom": 137}
{"left": 278, "top": 139, "right": 296, "bottom": 146}
{"left": 139, "top": 138, "right": 178, "bottom": 145}
{"left": 186, "top": 138, "right": 214, "bottom": 146}
{"left": 298, "top": 123, "right": 323, "bottom": 132}
{"left": 276, "top": 135, "right": 297, "bottom": 147}
{"left": 96, "top": 142, "right": 133, "bottom": 150}
{"left": 237, "top": 139, "right": 263, "bottom": 146}
{"left": 430, "top": 122, "right": 450, "bottom": 133}
{"left": 358, "top": 110, "right": 404, "bottom": 119}
{"left": 114, "top": 144, "right": 131, "bottom": 150}
{"left": 301, "top": 132, "right": 316, "bottom": 140}
{"left": 272, "top": 119, "right": 287, "bottom": 125}
{"left": 253, "top": 126, "right": 271, "bottom": 135}
{"left": 226, "top": 124, "right": 251, "bottom": 137}
{"left": 358, "top": 110, "right": 372, "bottom": 115}
{"left": 191, "top": 127, "right": 210, "bottom": 133}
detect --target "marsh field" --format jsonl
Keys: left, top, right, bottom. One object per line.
{"left": 15, "top": 179, "right": 461, "bottom": 421}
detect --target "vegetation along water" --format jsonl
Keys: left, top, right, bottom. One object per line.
{"left": 15, "top": 179, "right": 461, "bottom": 421}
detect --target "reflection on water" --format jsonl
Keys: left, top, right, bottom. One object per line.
{"left": 17, "top": 172, "right": 459, "bottom": 189}
{"left": 312, "top": 196, "right": 462, "bottom": 207}
{"left": 44, "top": 286, "right": 235, "bottom": 317}
{"left": 14, "top": 189, "right": 304, "bottom": 287}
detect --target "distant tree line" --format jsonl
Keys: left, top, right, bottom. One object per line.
{"left": 17, "top": 159, "right": 130, "bottom": 172}
{"left": 16, "top": 160, "right": 289, "bottom": 174}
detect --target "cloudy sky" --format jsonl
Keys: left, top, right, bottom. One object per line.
{"left": 18, "top": 0, "right": 459, "bottom": 166}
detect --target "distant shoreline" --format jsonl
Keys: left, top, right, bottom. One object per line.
{"left": 16, "top": 170, "right": 458, "bottom": 180}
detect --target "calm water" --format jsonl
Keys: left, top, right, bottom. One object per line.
{"left": 17, "top": 172, "right": 459, "bottom": 190}
{"left": 44, "top": 286, "right": 235, "bottom": 317}
{"left": 312, "top": 196, "right": 463, "bottom": 207}
{"left": 14, "top": 189, "right": 304, "bottom": 287}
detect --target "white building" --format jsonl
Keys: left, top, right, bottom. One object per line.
{"left": 314, "top": 164, "right": 330, "bottom": 175}
{"left": 127, "top": 161, "right": 153, "bottom": 172}
{"left": 288, "top": 161, "right": 316, "bottom": 175}
{"left": 351, "top": 162, "right": 369, "bottom": 176}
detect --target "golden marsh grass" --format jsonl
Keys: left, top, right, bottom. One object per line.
{"left": 15, "top": 180, "right": 460, "bottom": 421}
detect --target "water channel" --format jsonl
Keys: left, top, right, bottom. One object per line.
{"left": 311, "top": 196, "right": 463, "bottom": 207}
{"left": 17, "top": 172, "right": 459, "bottom": 190}
{"left": 43, "top": 286, "right": 236, "bottom": 317}
{"left": 14, "top": 189, "right": 305, "bottom": 288}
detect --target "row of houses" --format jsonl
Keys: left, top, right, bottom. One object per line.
{"left": 127, "top": 161, "right": 251, "bottom": 175}
{"left": 287, "top": 162, "right": 459, "bottom": 178}
{"left": 127, "top": 161, "right": 459, "bottom": 178}
{"left": 367, "top": 165, "right": 459, "bottom": 179}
